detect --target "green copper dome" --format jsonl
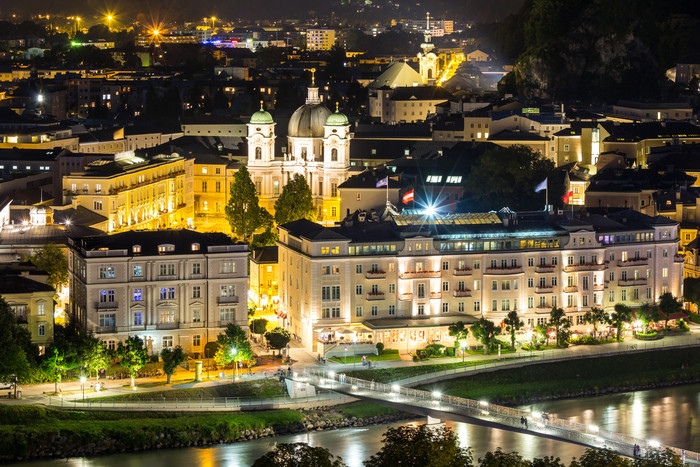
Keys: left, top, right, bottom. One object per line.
{"left": 250, "top": 103, "right": 274, "bottom": 125}
{"left": 325, "top": 105, "right": 349, "bottom": 127}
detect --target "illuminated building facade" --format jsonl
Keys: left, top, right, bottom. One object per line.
{"left": 278, "top": 210, "right": 683, "bottom": 352}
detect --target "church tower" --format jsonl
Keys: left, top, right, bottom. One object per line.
{"left": 247, "top": 102, "right": 276, "bottom": 167}
{"left": 323, "top": 103, "right": 351, "bottom": 169}
{"left": 418, "top": 12, "right": 438, "bottom": 85}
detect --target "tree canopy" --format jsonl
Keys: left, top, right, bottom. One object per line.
{"left": 274, "top": 173, "right": 316, "bottom": 225}
{"left": 225, "top": 165, "right": 273, "bottom": 244}
{"left": 29, "top": 243, "right": 68, "bottom": 292}
{"left": 216, "top": 323, "right": 253, "bottom": 366}
{"left": 470, "top": 318, "right": 501, "bottom": 355}
{"left": 548, "top": 307, "right": 571, "bottom": 347}
{"left": 253, "top": 442, "right": 346, "bottom": 467}
{"left": 116, "top": 336, "right": 149, "bottom": 387}
{"left": 161, "top": 346, "right": 186, "bottom": 384}
{"left": 463, "top": 145, "right": 558, "bottom": 212}
{"left": 0, "top": 298, "right": 32, "bottom": 389}
{"left": 265, "top": 327, "right": 291, "bottom": 354}
{"left": 609, "top": 304, "right": 632, "bottom": 341}
{"left": 503, "top": 310, "right": 524, "bottom": 350}
{"left": 583, "top": 307, "right": 606, "bottom": 335}
{"left": 658, "top": 293, "right": 683, "bottom": 330}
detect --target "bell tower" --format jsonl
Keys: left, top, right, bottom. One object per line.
{"left": 247, "top": 101, "right": 276, "bottom": 167}
{"left": 418, "top": 12, "right": 437, "bottom": 85}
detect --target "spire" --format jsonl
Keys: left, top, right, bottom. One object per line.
{"left": 335, "top": 101, "right": 339, "bottom": 112}
{"left": 306, "top": 68, "right": 321, "bottom": 104}
{"left": 311, "top": 68, "right": 316, "bottom": 86}
{"left": 421, "top": 11, "right": 434, "bottom": 54}
{"left": 260, "top": 100, "right": 264, "bottom": 111}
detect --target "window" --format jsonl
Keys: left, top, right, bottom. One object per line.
{"left": 552, "top": 277, "right": 558, "bottom": 287}
{"left": 609, "top": 290, "right": 615, "bottom": 302}
{"left": 552, "top": 257, "right": 558, "bottom": 265}
{"left": 474, "top": 260, "right": 481, "bottom": 270}
{"left": 159, "top": 287, "right": 176, "bottom": 300}
{"left": 99, "top": 290, "right": 115, "bottom": 303}
{"left": 133, "top": 289, "right": 142, "bottom": 301}
{"left": 501, "top": 280, "right": 510, "bottom": 291}
{"left": 528, "top": 297, "right": 534, "bottom": 308}
{"left": 662, "top": 267, "right": 668, "bottom": 278}
{"left": 38, "top": 323, "right": 46, "bottom": 337}
{"left": 621, "top": 289, "right": 627, "bottom": 301}
{"left": 609, "top": 272, "right": 615, "bottom": 281}
{"left": 501, "top": 299, "right": 510, "bottom": 311}
{"left": 491, "top": 280, "right": 498, "bottom": 291}
{"left": 552, "top": 296, "right": 557, "bottom": 307}
{"left": 192, "top": 309, "right": 201, "bottom": 323}
{"left": 442, "top": 261, "right": 449, "bottom": 271}
{"left": 442, "top": 303, "right": 449, "bottom": 313}
{"left": 99, "top": 266, "right": 115, "bottom": 279}
{"left": 160, "top": 263, "right": 175, "bottom": 276}
{"left": 159, "top": 309, "right": 176, "bottom": 323}
{"left": 158, "top": 244, "right": 175, "bottom": 254}
{"left": 192, "top": 286, "right": 201, "bottom": 298}
{"left": 221, "top": 285, "right": 236, "bottom": 297}
{"left": 539, "top": 297, "right": 546, "bottom": 307}
{"left": 356, "top": 306, "right": 363, "bottom": 317}
{"left": 37, "top": 302, "right": 46, "bottom": 316}
{"left": 417, "top": 283, "right": 425, "bottom": 298}
{"left": 442, "top": 281, "right": 449, "bottom": 292}
{"left": 356, "top": 264, "right": 363, "bottom": 274}
{"left": 220, "top": 261, "right": 236, "bottom": 274}
{"left": 193, "top": 335, "right": 201, "bottom": 347}
{"left": 191, "top": 243, "right": 200, "bottom": 252}
{"left": 633, "top": 288, "right": 639, "bottom": 301}
{"left": 220, "top": 308, "right": 235, "bottom": 322}
{"left": 492, "top": 299, "right": 498, "bottom": 311}
{"left": 528, "top": 278, "right": 534, "bottom": 288}
{"left": 356, "top": 285, "right": 363, "bottom": 295}
{"left": 389, "top": 305, "right": 396, "bottom": 315}
{"left": 647, "top": 288, "right": 652, "bottom": 300}
{"left": 107, "top": 340, "right": 116, "bottom": 351}
{"left": 133, "top": 265, "right": 143, "bottom": 277}
{"left": 371, "top": 305, "right": 378, "bottom": 316}
{"left": 133, "top": 245, "right": 141, "bottom": 254}
{"left": 162, "top": 336, "right": 173, "bottom": 348}
{"left": 99, "top": 313, "right": 115, "bottom": 327}
{"left": 528, "top": 258, "right": 534, "bottom": 267}
{"left": 192, "top": 263, "right": 201, "bottom": 275}
{"left": 332, "top": 286, "right": 340, "bottom": 300}
{"left": 133, "top": 312, "right": 143, "bottom": 326}
{"left": 417, "top": 304, "right": 425, "bottom": 315}
{"left": 93, "top": 199, "right": 102, "bottom": 210}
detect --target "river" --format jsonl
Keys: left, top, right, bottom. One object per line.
{"left": 13, "top": 384, "right": 700, "bottom": 467}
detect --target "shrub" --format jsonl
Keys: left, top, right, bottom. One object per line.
{"left": 688, "top": 313, "right": 700, "bottom": 325}
{"left": 570, "top": 335, "right": 599, "bottom": 345}
{"left": 446, "top": 347, "right": 455, "bottom": 357}
{"left": 425, "top": 343, "right": 446, "bottom": 356}
{"left": 677, "top": 319, "right": 690, "bottom": 332}
{"left": 375, "top": 343, "right": 385, "bottom": 355}
{"left": 412, "top": 354, "right": 420, "bottom": 362}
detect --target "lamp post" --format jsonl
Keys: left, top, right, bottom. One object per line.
{"left": 352, "top": 334, "right": 357, "bottom": 369}
{"left": 80, "top": 376, "right": 86, "bottom": 401}
{"left": 107, "top": 15, "right": 113, "bottom": 30}
{"left": 231, "top": 347, "right": 237, "bottom": 380}
{"left": 344, "top": 345, "right": 348, "bottom": 365}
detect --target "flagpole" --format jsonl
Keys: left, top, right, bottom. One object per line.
{"left": 545, "top": 181, "right": 548, "bottom": 211}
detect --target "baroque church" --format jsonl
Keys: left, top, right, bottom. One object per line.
{"left": 246, "top": 79, "right": 352, "bottom": 224}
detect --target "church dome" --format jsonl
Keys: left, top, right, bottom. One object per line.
{"left": 288, "top": 103, "right": 331, "bottom": 138}
{"left": 325, "top": 106, "right": 349, "bottom": 127}
{"left": 250, "top": 103, "right": 274, "bottom": 125}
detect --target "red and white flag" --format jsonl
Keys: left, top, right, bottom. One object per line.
{"left": 402, "top": 189, "right": 414, "bottom": 204}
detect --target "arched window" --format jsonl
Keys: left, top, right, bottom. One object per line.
{"left": 255, "top": 146, "right": 262, "bottom": 160}
{"left": 331, "top": 148, "right": 338, "bottom": 162}
{"left": 427, "top": 68, "right": 433, "bottom": 79}
{"left": 301, "top": 147, "right": 308, "bottom": 160}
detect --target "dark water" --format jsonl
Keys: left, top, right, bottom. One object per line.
{"left": 13, "top": 384, "right": 700, "bottom": 467}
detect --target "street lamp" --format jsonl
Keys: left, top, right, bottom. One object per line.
{"left": 230, "top": 347, "right": 237, "bottom": 380}
{"left": 344, "top": 345, "right": 348, "bottom": 365}
{"left": 352, "top": 334, "right": 357, "bottom": 369}
{"left": 107, "top": 15, "right": 113, "bottom": 31}
{"left": 456, "top": 340, "right": 464, "bottom": 362}
{"left": 80, "top": 376, "right": 86, "bottom": 401}
{"left": 211, "top": 17, "right": 216, "bottom": 29}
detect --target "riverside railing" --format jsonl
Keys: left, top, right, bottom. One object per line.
{"left": 47, "top": 390, "right": 354, "bottom": 411}
{"left": 393, "top": 335, "right": 700, "bottom": 386}
{"left": 298, "top": 368, "right": 700, "bottom": 465}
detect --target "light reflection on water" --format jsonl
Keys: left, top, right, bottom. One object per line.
{"left": 12, "top": 384, "right": 700, "bottom": 467}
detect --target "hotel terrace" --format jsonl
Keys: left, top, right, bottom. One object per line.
{"left": 62, "top": 151, "right": 194, "bottom": 233}
{"left": 277, "top": 209, "right": 684, "bottom": 353}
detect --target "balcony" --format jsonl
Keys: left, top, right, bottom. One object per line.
{"left": 453, "top": 268, "right": 472, "bottom": 276}
{"left": 484, "top": 266, "right": 523, "bottom": 274}
{"left": 593, "top": 284, "right": 605, "bottom": 291}
{"left": 156, "top": 322, "right": 180, "bottom": 330}
{"left": 366, "top": 270, "right": 386, "bottom": 279}
{"left": 96, "top": 326, "right": 116, "bottom": 334}
{"left": 618, "top": 278, "right": 648, "bottom": 286}
{"left": 399, "top": 271, "right": 441, "bottom": 279}
{"left": 617, "top": 258, "right": 648, "bottom": 267}
{"left": 563, "top": 286, "right": 578, "bottom": 293}
{"left": 563, "top": 263, "right": 605, "bottom": 272}
{"left": 675, "top": 254, "right": 685, "bottom": 263}
{"left": 535, "top": 286, "right": 553, "bottom": 294}
{"left": 453, "top": 289, "right": 472, "bottom": 297}
{"left": 430, "top": 292, "right": 442, "bottom": 299}
{"left": 366, "top": 292, "right": 385, "bottom": 301}
{"left": 398, "top": 293, "right": 414, "bottom": 301}
{"left": 218, "top": 295, "right": 239, "bottom": 304}
{"left": 15, "top": 315, "right": 27, "bottom": 324}
{"left": 97, "top": 301, "right": 118, "bottom": 310}
{"left": 535, "top": 265, "right": 556, "bottom": 273}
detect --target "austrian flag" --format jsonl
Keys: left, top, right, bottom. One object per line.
{"left": 402, "top": 189, "right": 414, "bottom": 204}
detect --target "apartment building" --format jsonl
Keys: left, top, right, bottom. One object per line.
{"left": 68, "top": 230, "right": 249, "bottom": 356}
{"left": 278, "top": 209, "right": 683, "bottom": 352}
{"left": 250, "top": 246, "right": 279, "bottom": 307}
{"left": 306, "top": 29, "right": 336, "bottom": 51}
{"left": 62, "top": 151, "right": 194, "bottom": 233}
{"left": 0, "top": 274, "right": 55, "bottom": 352}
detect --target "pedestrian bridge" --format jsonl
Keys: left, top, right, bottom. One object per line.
{"left": 289, "top": 368, "right": 700, "bottom": 464}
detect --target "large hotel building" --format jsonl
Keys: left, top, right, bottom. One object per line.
{"left": 277, "top": 209, "right": 684, "bottom": 352}
{"left": 68, "top": 230, "right": 249, "bottom": 356}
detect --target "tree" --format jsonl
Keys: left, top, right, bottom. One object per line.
{"left": 658, "top": 293, "right": 683, "bottom": 332}
{"left": 609, "top": 304, "right": 632, "bottom": 342}
{"left": 635, "top": 303, "right": 661, "bottom": 334}
{"left": 470, "top": 318, "right": 501, "bottom": 355}
{"left": 81, "top": 335, "right": 112, "bottom": 384}
{"left": 633, "top": 448, "right": 684, "bottom": 466}
{"left": 448, "top": 321, "right": 470, "bottom": 345}
{"left": 29, "top": 243, "right": 68, "bottom": 292}
{"left": 225, "top": 166, "right": 273, "bottom": 243}
{"left": 503, "top": 310, "right": 524, "bottom": 350}
{"left": 265, "top": 327, "right": 291, "bottom": 355}
{"left": 683, "top": 277, "right": 700, "bottom": 310}
{"left": 43, "top": 345, "right": 77, "bottom": 393}
{"left": 548, "top": 307, "right": 571, "bottom": 348}
{"left": 463, "top": 145, "right": 559, "bottom": 212}
{"left": 364, "top": 425, "right": 473, "bottom": 467}
{"left": 0, "top": 298, "right": 33, "bottom": 393}
{"left": 161, "top": 346, "right": 186, "bottom": 384}
{"left": 479, "top": 448, "right": 530, "bottom": 466}
{"left": 570, "top": 448, "right": 631, "bottom": 467}
{"left": 274, "top": 173, "right": 316, "bottom": 225}
{"left": 216, "top": 323, "right": 253, "bottom": 367}
{"left": 250, "top": 318, "right": 269, "bottom": 336}
{"left": 253, "top": 443, "right": 346, "bottom": 467}
{"left": 583, "top": 307, "right": 606, "bottom": 336}
{"left": 116, "top": 336, "right": 148, "bottom": 387}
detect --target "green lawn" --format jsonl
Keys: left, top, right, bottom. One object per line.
{"left": 418, "top": 347, "right": 700, "bottom": 405}
{"left": 343, "top": 357, "right": 516, "bottom": 383}
{"left": 93, "top": 378, "right": 286, "bottom": 401}
{"left": 330, "top": 353, "right": 401, "bottom": 364}
{"left": 336, "top": 401, "right": 399, "bottom": 418}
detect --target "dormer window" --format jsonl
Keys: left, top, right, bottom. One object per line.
{"left": 158, "top": 244, "right": 175, "bottom": 254}
{"left": 133, "top": 245, "right": 141, "bottom": 254}
{"left": 191, "top": 243, "right": 200, "bottom": 252}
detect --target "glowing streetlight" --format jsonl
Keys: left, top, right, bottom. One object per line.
{"left": 107, "top": 15, "right": 113, "bottom": 30}
{"left": 211, "top": 17, "right": 217, "bottom": 29}
{"left": 80, "top": 376, "right": 86, "bottom": 401}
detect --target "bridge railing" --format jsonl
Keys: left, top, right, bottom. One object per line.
{"left": 302, "top": 367, "right": 700, "bottom": 464}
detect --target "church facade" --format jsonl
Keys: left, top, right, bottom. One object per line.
{"left": 246, "top": 84, "right": 352, "bottom": 224}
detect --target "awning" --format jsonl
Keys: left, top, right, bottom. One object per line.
{"left": 362, "top": 314, "right": 478, "bottom": 330}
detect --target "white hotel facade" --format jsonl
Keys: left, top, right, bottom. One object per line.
{"left": 277, "top": 210, "right": 684, "bottom": 352}
{"left": 68, "top": 230, "right": 249, "bottom": 356}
